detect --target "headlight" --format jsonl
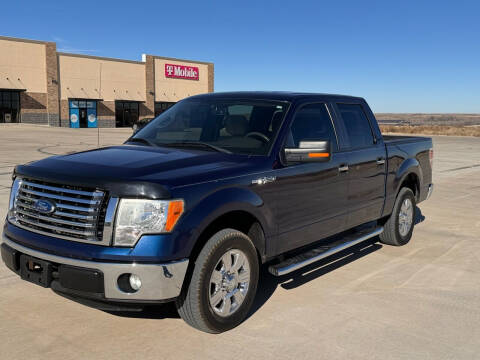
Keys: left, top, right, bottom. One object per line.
{"left": 7, "top": 177, "right": 22, "bottom": 222}
{"left": 113, "top": 199, "right": 184, "bottom": 247}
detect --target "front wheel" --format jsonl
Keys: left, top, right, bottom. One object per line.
{"left": 176, "top": 229, "right": 259, "bottom": 333}
{"left": 380, "top": 187, "right": 416, "bottom": 246}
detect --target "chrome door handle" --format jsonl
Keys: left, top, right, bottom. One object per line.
{"left": 339, "top": 165, "right": 349, "bottom": 173}
{"left": 376, "top": 158, "right": 385, "bottom": 165}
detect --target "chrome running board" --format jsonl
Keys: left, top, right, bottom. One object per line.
{"left": 268, "top": 227, "right": 384, "bottom": 276}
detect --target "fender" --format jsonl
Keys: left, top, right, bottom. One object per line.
{"left": 178, "top": 186, "right": 275, "bottom": 259}
{"left": 384, "top": 158, "right": 423, "bottom": 216}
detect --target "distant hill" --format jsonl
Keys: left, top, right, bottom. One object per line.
{"left": 375, "top": 113, "right": 480, "bottom": 126}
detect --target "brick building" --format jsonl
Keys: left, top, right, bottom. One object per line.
{"left": 0, "top": 36, "right": 214, "bottom": 128}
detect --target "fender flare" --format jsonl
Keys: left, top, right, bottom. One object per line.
{"left": 179, "top": 187, "right": 274, "bottom": 258}
{"left": 384, "top": 158, "right": 423, "bottom": 216}
{"left": 395, "top": 158, "right": 423, "bottom": 196}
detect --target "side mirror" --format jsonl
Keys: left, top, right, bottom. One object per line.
{"left": 285, "top": 140, "right": 331, "bottom": 163}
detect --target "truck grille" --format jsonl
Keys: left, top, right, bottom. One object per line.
{"left": 11, "top": 178, "right": 108, "bottom": 244}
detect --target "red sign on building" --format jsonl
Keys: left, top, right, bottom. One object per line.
{"left": 165, "top": 64, "right": 199, "bottom": 80}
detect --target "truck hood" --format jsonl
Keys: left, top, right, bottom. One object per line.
{"left": 15, "top": 145, "right": 265, "bottom": 198}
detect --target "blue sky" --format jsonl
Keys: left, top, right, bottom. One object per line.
{"left": 2, "top": 0, "right": 479, "bottom": 113}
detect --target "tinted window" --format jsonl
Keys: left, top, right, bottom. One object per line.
{"left": 337, "top": 104, "right": 374, "bottom": 149}
{"left": 287, "top": 103, "right": 337, "bottom": 148}
{"left": 135, "top": 99, "right": 289, "bottom": 155}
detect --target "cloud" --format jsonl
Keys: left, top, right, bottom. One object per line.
{"left": 52, "top": 36, "right": 65, "bottom": 43}
{"left": 57, "top": 47, "right": 99, "bottom": 54}
{"left": 52, "top": 36, "right": 98, "bottom": 54}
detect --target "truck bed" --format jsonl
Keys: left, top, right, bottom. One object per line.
{"left": 383, "top": 134, "right": 432, "bottom": 145}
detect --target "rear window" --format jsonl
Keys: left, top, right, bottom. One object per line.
{"left": 337, "top": 103, "right": 374, "bottom": 149}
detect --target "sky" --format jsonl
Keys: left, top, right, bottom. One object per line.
{"left": 2, "top": 0, "right": 479, "bottom": 113}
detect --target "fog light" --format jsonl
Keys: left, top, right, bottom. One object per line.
{"left": 129, "top": 274, "right": 142, "bottom": 291}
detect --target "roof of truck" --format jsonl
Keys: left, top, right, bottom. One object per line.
{"left": 188, "top": 91, "right": 364, "bottom": 102}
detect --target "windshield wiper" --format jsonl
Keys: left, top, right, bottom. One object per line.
{"left": 159, "top": 142, "right": 232, "bottom": 154}
{"left": 126, "top": 137, "right": 157, "bottom": 147}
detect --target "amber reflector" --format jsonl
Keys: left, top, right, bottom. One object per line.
{"left": 165, "top": 200, "right": 184, "bottom": 232}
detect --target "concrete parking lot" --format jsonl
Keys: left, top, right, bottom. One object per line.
{"left": 0, "top": 125, "right": 479, "bottom": 360}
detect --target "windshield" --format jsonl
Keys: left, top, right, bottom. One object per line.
{"left": 131, "top": 98, "right": 290, "bottom": 155}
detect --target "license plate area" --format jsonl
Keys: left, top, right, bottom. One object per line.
{"left": 19, "top": 254, "right": 53, "bottom": 288}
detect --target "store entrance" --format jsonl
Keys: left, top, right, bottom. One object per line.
{"left": 0, "top": 91, "right": 20, "bottom": 123}
{"left": 79, "top": 108, "right": 88, "bottom": 128}
{"left": 69, "top": 100, "right": 97, "bottom": 128}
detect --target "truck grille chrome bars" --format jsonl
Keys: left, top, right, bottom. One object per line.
{"left": 10, "top": 178, "right": 113, "bottom": 245}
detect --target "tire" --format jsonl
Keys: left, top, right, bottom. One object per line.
{"left": 175, "top": 228, "right": 259, "bottom": 333}
{"left": 380, "top": 187, "right": 416, "bottom": 246}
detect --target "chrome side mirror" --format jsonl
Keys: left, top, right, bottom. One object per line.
{"left": 285, "top": 140, "right": 331, "bottom": 163}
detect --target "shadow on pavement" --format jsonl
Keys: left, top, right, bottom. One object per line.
{"left": 247, "top": 240, "right": 382, "bottom": 319}
{"left": 414, "top": 206, "right": 425, "bottom": 225}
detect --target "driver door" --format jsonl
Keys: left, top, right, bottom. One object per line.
{"left": 272, "top": 103, "right": 349, "bottom": 255}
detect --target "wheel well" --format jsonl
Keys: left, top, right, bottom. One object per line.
{"left": 179, "top": 211, "right": 265, "bottom": 296}
{"left": 190, "top": 211, "right": 265, "bottom": 266}
{"left": 400, "top": 173, "right": 419, "bottom": 200}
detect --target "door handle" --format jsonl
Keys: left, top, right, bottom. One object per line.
{"left": 339, "top": 164, "right": 349, "bottom": 173}
{"left": 376, "top": 158, "right": 385, "bottom": 165}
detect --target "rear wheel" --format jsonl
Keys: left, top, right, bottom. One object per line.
{"left": 380, "top": 187, "right": 416, "bottom": 246}
{"left": 176, "top": 228, "right": 259, "bottom": 333}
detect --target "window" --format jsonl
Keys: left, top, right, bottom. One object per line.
{"left": 116, "top": 101, "right": 139, "bottom": 127}
{"left": 134, "top": 98, "right": 289, "bottom": 155}
{"left": 287, "top": 103, "right": 337, "bottom": 148}
{"left": 154, "top": 102, "right": 176, "bottom": 117}
{"left": 0, "top": 90, "right": 21, "bottom": 123}
{"left": 337, "top": 104, "right": 374, "bottom": 149}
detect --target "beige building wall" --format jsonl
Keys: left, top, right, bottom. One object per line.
{"left": 0, "top": 38, "right": 47, "bottom": 93}
{"left": 154, "top": 58, "right": 210, "bottom": 102}
{"left": 58, "top": 54, "right": 146, "bottom": 102}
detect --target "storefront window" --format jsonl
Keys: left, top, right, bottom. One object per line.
{"left": 0, "top": 90, "right": 20, "bottom": 123}
{"left": 154, "top": 102, "right": 176, "bottom": 117}
{"left": 115, "top": 101, "right": 139, "bottom": 127}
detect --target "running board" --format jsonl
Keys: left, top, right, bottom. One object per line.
{"left": 268, "top": 227, "right": 384, "bottom": 276}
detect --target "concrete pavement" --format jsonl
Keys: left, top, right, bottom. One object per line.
{"left": 0, "top": 125, "right": 479, "bottom": 359}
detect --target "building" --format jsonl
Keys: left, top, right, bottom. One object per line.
{"left": 0, "top": 36, "right": 214, "bottom": 128}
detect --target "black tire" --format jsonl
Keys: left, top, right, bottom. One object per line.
{"left": 380, "top": 187, "right": 416, "bottom": 246}
{"left": 175, "top": 228, "right": 259, "bottom": 333}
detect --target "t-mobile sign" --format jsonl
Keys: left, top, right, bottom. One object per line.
{"left": 165, "top": 64, "right": 199, "bottom": 80}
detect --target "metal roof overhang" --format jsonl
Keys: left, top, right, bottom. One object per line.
{"left": 0, "top": 88, "right": 26, "bottom": 92}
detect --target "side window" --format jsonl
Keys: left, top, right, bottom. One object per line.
{"left": 287, "top": 103, "right": 337, "bottom": 149}
{"left": 337, "top": 104, "right": 374, "bottom": 149}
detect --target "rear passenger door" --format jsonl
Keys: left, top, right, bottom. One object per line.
{"left": 333, "top": 103, "right": 386, "bottom": 228}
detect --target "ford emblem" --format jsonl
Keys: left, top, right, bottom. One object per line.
{"left": 33, "top": 199, "right": 56, "bottom": 214}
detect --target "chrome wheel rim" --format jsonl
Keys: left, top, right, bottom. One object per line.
{"left": 398, "top": 198, "right": 414, "bottom": 237}
{"left": 209, "top": 249, "right": 250, "bottom": 317}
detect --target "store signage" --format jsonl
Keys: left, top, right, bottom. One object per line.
{"left": 165, "top": 64, "right": 199, "bottom": 80}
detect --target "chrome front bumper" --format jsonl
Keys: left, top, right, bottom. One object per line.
{"left": 2, "top": 235, "right": 189, "bottom": 301}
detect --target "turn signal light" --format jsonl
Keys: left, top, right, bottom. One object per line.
{"left": 308, "top": 152, "right": 330, "bottom": 158}
{"left": 165, "top": 200, "right": 184, "bottom": 232}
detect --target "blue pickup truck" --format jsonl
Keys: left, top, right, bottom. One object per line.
{"left": 2, "top": 92, "right": 433, "bottom": 333}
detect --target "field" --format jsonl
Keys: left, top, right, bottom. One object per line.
{"left": 375, "top": 113, "right": 480, "bottom": 126}
{"left": 380, "top": 124, "right": 480, "bottom": 137}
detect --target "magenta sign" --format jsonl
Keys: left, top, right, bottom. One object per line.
{"left": 165, "top": 64, "right": 199, "bottom": 80}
